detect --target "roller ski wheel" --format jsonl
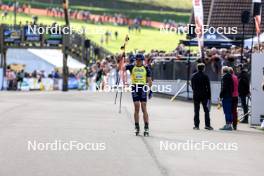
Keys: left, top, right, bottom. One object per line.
{"left": 135, "top": 128, "right": 140, "bottom": 136}
{"left": 144, "top": 129, "right": 149, "bottom": 137}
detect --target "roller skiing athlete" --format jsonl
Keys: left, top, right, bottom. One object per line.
{"left": 125, "top": 54, "right": 153, "bottom": 136}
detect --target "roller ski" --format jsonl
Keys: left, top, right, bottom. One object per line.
{"left": 144, "top": 128, "right": 149, "bottom": 137}
{"left": 144, "top": 123, "right": 149, "bottom": 137}
{"left": 135, "top": 125, "right": 140, "bottom": 136}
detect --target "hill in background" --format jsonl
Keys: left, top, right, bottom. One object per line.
{"left": 35, "top": 0, "right": 192, "bottom": 11}
{"left": 7, "top": 0, "right": 192, "bottom": 23}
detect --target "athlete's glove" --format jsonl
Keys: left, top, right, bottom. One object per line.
{"left": 148, "top": 90, "right": 153, "bottom": 99}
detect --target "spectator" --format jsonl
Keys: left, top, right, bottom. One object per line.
{"left": 2, "top": 10, "right": 8, "bottom": 20}
{"left": 105, "top": 31, "right": 110, "bottom": 45}
{"left": 230, "top": 67, "right": 239, "bottom": 130}
{"left": 114, "top": 31, "right": 118, "bottom": 40}
{"left": 52, "top": 70, "right": 61, "bottom": 79}
{"left": 17, "top": 69, "right": 25, "bottom": 90}
{"left": 191, "top": 63, "right": 213, "bottom": 130}
{"left": 220, "top": 66, "right": 234, "bottom": 131}
{"left": 6, "top": 66, "right": 16, "bottom": 90}
{"left": 238, "top": 68, "right": 250, "bottom": 123}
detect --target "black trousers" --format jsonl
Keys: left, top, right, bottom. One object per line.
{"left": 194, "top": 99, "right": 211, "bottom": 127}
{"left": 240, "top": 96, "right": 248, "bottom": 120}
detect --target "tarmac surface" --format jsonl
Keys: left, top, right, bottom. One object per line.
{"left": 0, "top": 91, "right": 263, "bottom": 176}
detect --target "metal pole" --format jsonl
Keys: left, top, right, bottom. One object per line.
{"left": 62, "top": 50, "right": 68, "bottom": 91}
{"left": 241, "top": 23, "right": 245, "bottom": 63}
{"left": 13, "top": 0, "right": 17, "bottom": 26}
{"left": 3, "top": 49, "right": 6, "bottom": 77}
{"left": 63, "top": 0, "right": 70, "bottom": 26}
{"left": 85, "top": 47, "right": 90, "bottom": 90}
{"left": 0, "top": 25, "right": 3, "bottom": 68}
{"left": 187, "top": 45, "right": 191, "bottom": 100}
{"left": 62, "top": 0, "right": 70, "bottom": 91}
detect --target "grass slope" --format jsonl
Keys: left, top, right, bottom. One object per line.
{"left": 31, "top": 0, "right": 193, "bottom": 10}
{"left": 2, "top": 0, "right": 192, "bottom": 23}
{"left": 0, "top": 12, "right": 185, "bottom": 53}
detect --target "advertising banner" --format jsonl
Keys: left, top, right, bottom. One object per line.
{"left": 4, "top": 28, "right": 21, "bottom": 44}
{"left": 24, "top": 26, "right": 41, "bottom": 42}
{"left": 44, "top": 33, "right": 63, "bottom": 45}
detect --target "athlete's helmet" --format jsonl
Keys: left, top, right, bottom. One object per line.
{"left": 135, "top": 54, "right": 145, "bottom": 61}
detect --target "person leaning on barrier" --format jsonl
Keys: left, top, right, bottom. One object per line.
{"left": 191, "top": 63, "right": 213, "bottom": 130}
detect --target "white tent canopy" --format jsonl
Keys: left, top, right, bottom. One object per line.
{"left": 244, "top": 33, "right": 264, "bottom": 49}
{"left": 6, "top": 49, "right": 85, "bottom": 74}
{"left": 28, "top": 49, "right": 85, "bottom": 69}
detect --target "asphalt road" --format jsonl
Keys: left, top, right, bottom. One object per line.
{"left": 0, "top": 91, "right": 263, "bottom": 176}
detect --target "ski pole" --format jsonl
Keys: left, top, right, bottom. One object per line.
{"left": 114, "top": 71, "right": 120, "bottom": 104}
{"left": 114, "top": 35, "right": 129, "bottom": 111}
{"left": 119, "top": 91, "right": 123, "bottom": 114}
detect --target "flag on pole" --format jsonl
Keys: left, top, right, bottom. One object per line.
{"left": 253, "top": 0, "right": 262, "bottom": 35}
{"left": 119, "top": 35, "right": 129, "bottom": 85}
{"left": 192, "top": 0, "right": 204, "bottom": 53}
{"left": 63, "top": 0, "right": 69, "bottom": 9}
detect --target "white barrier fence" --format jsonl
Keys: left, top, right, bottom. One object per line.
{"left": 251, "top": 54, "right": 264, "bottom": 125}
{"left": 153, "top": 80, "right": 221, "bottom": 104}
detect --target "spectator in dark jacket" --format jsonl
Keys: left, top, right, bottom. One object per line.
{"left": 220, "top": 66, "right": 234, "bottom": 130}
{"left": 191, "top": 63, "right": 213, "bottom": 130}
{"left": 238, "top": 68, "right": 250, "bottom": 123}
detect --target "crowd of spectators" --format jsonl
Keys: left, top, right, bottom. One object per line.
{"left": 0, "top": 1, "right": 187, "bottom": 31}
{"left": 3, "top": 35, "right": 254, "bottom": 91}
{"left": 85, "top": 43, "right": 253, "bottom": 92}
{"left": 0, "top": 0, "right": 254, "bottom": 92}
{"left": 4, "top": 65, "right": 88, "bottom": 91}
